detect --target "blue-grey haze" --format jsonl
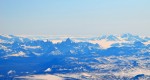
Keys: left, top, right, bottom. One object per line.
{"left": 0, "top": 0, "right": 150, "bottom": 35}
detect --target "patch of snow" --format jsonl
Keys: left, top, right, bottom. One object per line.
{"left": 51, "top": 40, "right": 62, "bottom": 44}
{"left": 143, "top": 41, "right": 150, "bottom": 45}
{"left": 44, "top": 68, "right": 51, "bottom": 72}
{"left": 114, "top": 68, "right": 150, "bottom": 77}
{"left": 89, "top": 40, "right": 115, "bottom": 49}
{"left": 50, "top": 50, "right": 62, "bottom": 55}
{"left": 140, "top": 49, "right": 150, "bottom": 53}
{"left": 81, "top": 73, "right": 92, "bottom": 77}
{"left": 69, "top": 57, "right": 78, "bottom": 60}
{"left": 0, "top": 40, "right": 14, "bottom": 44}
{"left": 0, "top": 44, "right": 11, "bottom": 52}
{"left": 88, "top": 46, "right": 92, "bottom": 50}
{"left": 0, "top": 45, "right": 7, "bottom": 50}
{"left": 22, "top": 45, "right": 41, "bottom": 49}
{"left": 25, "top": 72, "right": 29, "bottom": 74}
{"left": 1, "top": 34, "right": 12, "bottom": 38}
{"left": 32, "top": 52, "right": 42, "bottom": 56}
{"left": 7, "top": 70, "right": 16, "bottom": 75}
{"left": 8, "top": 51, "right": 28, "bottom": 57}
{"left": 15, "top": 74, "right": 64, "bottom": 80}
{"left": 19, "top": 38, "right": 24, "bottom": 42}
{"left": 89, "top": 38, "right": 130, "bottom": 49}
{"left": 70, "top": 50, "right": 76, "bottom": 54}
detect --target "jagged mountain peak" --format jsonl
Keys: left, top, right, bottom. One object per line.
{"left": 96, "top": 34, "right": 119, "bottom": 41}
{"left": 63, "top": 38, "right": 73, "bottom": 44}
{"left": 121, "top": 33, "right": 137, "bottom": 38}
{"left": 106, "top": 35, "right": 119, "bottom": 41}
{"left": 121, "top": 33, "right": 145, "bottom": 41}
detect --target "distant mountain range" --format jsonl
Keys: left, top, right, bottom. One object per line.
{"left": 0, "top": 34, "right": 150, "bottom": 80}
{"left": 0, "top": 33, "right": 149, "bottom": 57}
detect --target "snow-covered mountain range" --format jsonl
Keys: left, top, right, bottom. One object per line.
{"left": 0, "top": 34, "right": 150, "bottom": 80}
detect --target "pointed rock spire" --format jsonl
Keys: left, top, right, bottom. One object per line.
{"left": 65, "top": 38, "right": 73, "bottom": 43}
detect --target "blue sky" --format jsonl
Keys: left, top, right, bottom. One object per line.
{"left": 0, "top": 0, "right": 150, "bottom": 35}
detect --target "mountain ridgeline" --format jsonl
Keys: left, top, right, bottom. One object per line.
{"left": 0, "top": 34, "right": 149, "bottom": 57}
{"left": 0, "top": 34, "right": 150, "bottom": 80}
